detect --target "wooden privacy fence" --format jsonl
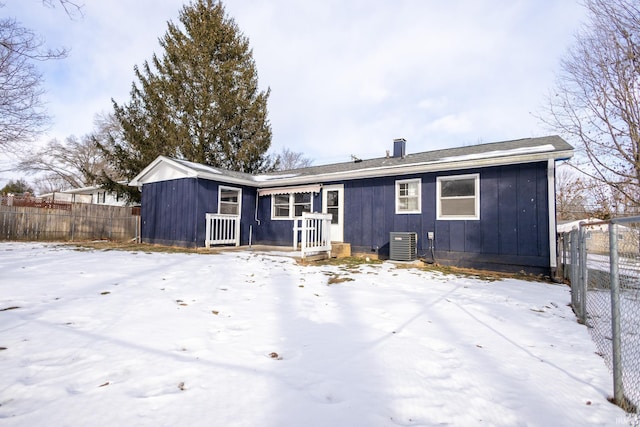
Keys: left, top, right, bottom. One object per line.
{"left": 0, "top": 203, "right": 140, "bottom": 242}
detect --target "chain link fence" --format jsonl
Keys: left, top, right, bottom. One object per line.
{"left": 558, "top": 216, "right": 640, "bottom": 418}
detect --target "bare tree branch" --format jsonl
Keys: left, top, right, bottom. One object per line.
{"left": 0, "top": 1, "right": 82, "bottom": 151}
{"left": 541, "top": 0, "right": 640, "bottom": 210}
{"left": 42, "top": 0, "right": 85, "bottom": 20}
{"left": 274, "top": 147, "right": 312, "bottom": 171}
{"left": 17, "top": 120, "right": 121, "bottom": 191}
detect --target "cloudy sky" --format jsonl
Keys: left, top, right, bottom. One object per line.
{"left": 2, "top": 0, "right": 586, "bottom": 186}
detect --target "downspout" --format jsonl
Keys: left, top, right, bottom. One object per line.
{"left": 254, "top": 192, "right": 261, "bottom": 225}
{"left": 547, "top": 159, "right": 558, "bottom": 276}
{"left": 251, "top": 191, "right": 260, "bottom": 248}
{"left": 194, "top": 177, "right": 199, "bottom": 248}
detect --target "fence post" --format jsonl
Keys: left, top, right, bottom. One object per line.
{"left": 578, "top": 226, "right": 588, "bottom": 322}
{"left": 109, "top": 208, "right": 113, "bottom": 240}
{"left": 570, "top": 230, "right": 579, "bottom": 315}
{"left": 609, "top": 222, "right": 624, "bottom": 407}
{"left": 70, "top": 205, "right": 75, "bottom": 241}
{"left": 301, "top": 215, "right": 308, "bottom": 259}
{"left": 292, "top": 219, "right": 299, "bottom": 250}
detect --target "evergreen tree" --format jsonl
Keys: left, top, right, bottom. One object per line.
{"left": 100, "top": 0, "right": 272, "bottom": 202}
{"left": 1, "top": 179, "right": 34, "bottom": 195}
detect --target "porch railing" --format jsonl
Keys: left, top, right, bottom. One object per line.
{"left": 293, "top": 212, "right": 332, "bottom": 259}
{"left": 205, "top": 213, "right": 240, "bottom": 247}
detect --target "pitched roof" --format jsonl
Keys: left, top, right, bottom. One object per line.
{"left": 130, "top": 135, "right": 573, "bottom": 188}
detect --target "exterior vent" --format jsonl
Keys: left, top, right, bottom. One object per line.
{"left": 389, "top": 232, "right": 417, "bottom": 261}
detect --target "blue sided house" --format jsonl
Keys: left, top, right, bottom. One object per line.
{"left": 129, "top": 135, "right": 573, "bottom": 275}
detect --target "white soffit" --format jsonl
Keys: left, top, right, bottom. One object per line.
{"left": 257, "top": 184, "right": 321, "bottom": 196}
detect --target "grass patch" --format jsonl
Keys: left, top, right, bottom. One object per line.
{"left": 304, "top": 256, "right": 383, "bottom": 267}
{"left": 418, "top": 263, "right": 550, "bottom": 282}
{"left": 64, "top": 241, "right": 209, "bottom": 254}
{"left": 58, "top": 242, "right": 550, "bottom": 283}
{"left": 327, "top": 274, "right": 355, "bottom": 285}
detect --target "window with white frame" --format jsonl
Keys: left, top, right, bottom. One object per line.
{"left": 396, "top": 179, "right": 421, "bottom": 214}
{"left": 218, "top": 186, "right": 241, "bottom": 215}
{"left": 272, "top": 192, "right": 312, "bottom": 219}
{"left": 436, "top": 173, "right": 479, "bottom": 220}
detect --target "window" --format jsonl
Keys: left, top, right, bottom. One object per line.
{"left": 97, "top": 192, "right": 106, "bottom": 204}
{"left": 272, "top": 192, "right": 313, "bottom": 219}
{"left": 396, "top": 179, "right": 421, "bottom": 214}
{"left": 294, "top": 193, "right": 312, "bottom": 217}
{"left": 436, "top": 173, "right": 479, "bottom": 220}
{"left": 219, "top": 187, "right": 241, "bottom": 215}
{"left": 325, "top": 190, "right": 339, "bottom": 224}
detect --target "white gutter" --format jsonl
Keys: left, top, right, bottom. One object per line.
{"left": 251, "top": 149, "right": 574, "bottom": 188}
{"left": 548, "top": 158, "right": 557, "bottom": 269}
{"left": 129, "top": 149, "right": 574, "bottom": 189}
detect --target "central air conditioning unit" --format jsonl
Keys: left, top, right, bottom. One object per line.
{"left": 389, "top": 232, "right": 417, "bottom": 261}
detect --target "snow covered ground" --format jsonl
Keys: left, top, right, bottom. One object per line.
{"left": 0, "top": 242, "right": 627, "bottom": 426}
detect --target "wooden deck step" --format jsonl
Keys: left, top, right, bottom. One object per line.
{"left": 331, "top": 242, "right": 351, "bottom": 258}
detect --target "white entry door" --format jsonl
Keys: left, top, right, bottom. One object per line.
{"left": 322, "top": 184, "right": 344, "bottom": 242}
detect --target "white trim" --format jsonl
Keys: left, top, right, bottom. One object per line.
{"left": 129, "top": 156, "right": 197, "bottom": 186}
{"left": 270, "top": 192, "right": 314, "bottom": 220}
{"left": 436, "top": 173, "right": 480, "bottom": 221}
{"left": 129, "top": 146, "right": 574, "bottom": 189}
{"left": 322, "top": 184, "right": 344, "bottom": 242}
{"left": 218, "top": 185, "right": 242, "bottom": 216}
{"left": 395, "top": 178, "right": 422, "bottom": 214}
{"left": 248, "top": 150, "right": 574, "bottom": 188}
{"left": 548, "top": 159, "right": 557, "bottom": 268}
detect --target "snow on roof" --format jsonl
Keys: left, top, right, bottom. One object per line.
{"left": 172, "top": 158, "right": 222, "bottom": 174}
{"left": 252, "top": 173, "right": 300, "bottom": 182}
{"left": 434, "top": 144, "right": 556, "bottom": 164}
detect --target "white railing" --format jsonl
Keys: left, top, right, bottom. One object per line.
{"left": 293, "top": 212, "right": 332, "bottom": 259}
{"left": 205, "top": 213, "right": 240, "bottom": 247}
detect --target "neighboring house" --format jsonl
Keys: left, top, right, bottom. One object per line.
{"left": 130, "top": 135, "right": 573, "bottom": 275}
{"left": 42, "top": 183, "right": 130, "bottom": 207}
{"left": 558, "top": 218, "right": 640, "bottom": 255}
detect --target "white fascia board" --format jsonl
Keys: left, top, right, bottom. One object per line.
{"left": 129, "top": 156, "right": 175, "bottom": 186}
{"left": 199, "top": 173, "right": 254, "bottom": 187}
{"left": 130, "top": 156, "right": 256, "bottom": 187}
{"left": 62, "top": 185, "right": 102, "bottom": 194}
{"left": 130, "top": 148, "right": 574, "bottom": 188}
{"left": 129, "top": 156, "right": 199, "bottom": 186}
{"left": 253, "top": 149, "right": 575, "bottom": 187}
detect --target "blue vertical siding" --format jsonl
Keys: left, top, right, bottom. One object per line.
{"left": 141, "top": 178, "right": 257, "bottom": 247}
{"left": 480, "top": 168, "right": 499, "bottom": 254}
{"left": 517, "top": 166, "right": 538, "bottom": 256}
{"left": 497, "top": 167, "right": 518, "bottom": 255}
{"left": 141, "top": 178, "right": 199, "bottom": 247}
{"left": 536, "top": 165, "right": 550, "bottom": 257}
{"left": 252, "top": 191, "right": 322, "bottom": 246}
{"left": 141, "top": 161, "right": 551, "bottom": 273}
{"left": 340, "top": 162, "right": 551, "bottom": 274}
